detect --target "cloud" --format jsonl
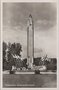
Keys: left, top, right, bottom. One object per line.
{"left": 3, "top": 3, "right": 56, "bottom": 29}
{"left": 35, "top": 19, "right": 56, "bottom": 30}
{"left": 34, "top": 26, "right": 57, "bottom": 58}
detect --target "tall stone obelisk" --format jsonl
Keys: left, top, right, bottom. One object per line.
{"left": 27, "top": 14, "right": 34, "bottom": 69}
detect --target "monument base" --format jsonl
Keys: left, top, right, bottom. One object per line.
{"left": 15, "top": 71, "right": 35, "bottom": 74}
{"left": 27, "top": 63, "right": 33, "bottom": 70}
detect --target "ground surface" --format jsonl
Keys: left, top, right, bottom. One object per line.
{"left": 3, "top": 74, "right": 57, "bottom": 88}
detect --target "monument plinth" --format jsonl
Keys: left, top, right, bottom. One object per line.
{"left": 27, "top": 14, "right": 34, "bottom": 69}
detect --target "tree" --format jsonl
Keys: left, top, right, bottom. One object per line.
{"left": 9, "top": 43, "right": 22, "bottom": 56}
{"left": 8, "top": 42, "right": 22, "bottom": 70}
{"left": 15, "top": 59, "right": 23, "bottom": 69}
{"left": 22, "top": 58, "right": 27, "bottom": 68}
{"left": 3, "top": 42, "right": 7, "bottom": 70}
{"left": 3, "top": 42, "right": 22, "bottom": 70}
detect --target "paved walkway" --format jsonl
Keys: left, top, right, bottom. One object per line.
{"left": 3, "top": 70, "right": 56, "bottom": 74}
{"left": 40, "top": 72, "right": 56, "bottom": 74}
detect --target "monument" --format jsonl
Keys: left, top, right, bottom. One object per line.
{"left": 27, "top": 14, "right": 34, "bottom": 69}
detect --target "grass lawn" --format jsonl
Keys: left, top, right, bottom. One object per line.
{"left": 3, "top": 74, "right": 57, "bottom": 88}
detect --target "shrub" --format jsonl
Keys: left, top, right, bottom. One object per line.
{"left": 9, "top": 70, "right": 15, "bottom": 74}
{"left": 35, "top": 70, "right": 40, "bottom": 74}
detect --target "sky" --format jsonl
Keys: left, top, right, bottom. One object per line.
{"left": 3, "top": 3, "right": 57, "bottom": 58}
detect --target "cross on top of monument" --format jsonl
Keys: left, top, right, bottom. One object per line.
{"left": 28, "top": 14, "right": 33, "bottom": 26}
{"left": 29, "top": 14, "right": 32, "bottom": 18}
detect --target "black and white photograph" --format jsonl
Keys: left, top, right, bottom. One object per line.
{"left": 1, "top": 1, "right": 57, "bottom": 88}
